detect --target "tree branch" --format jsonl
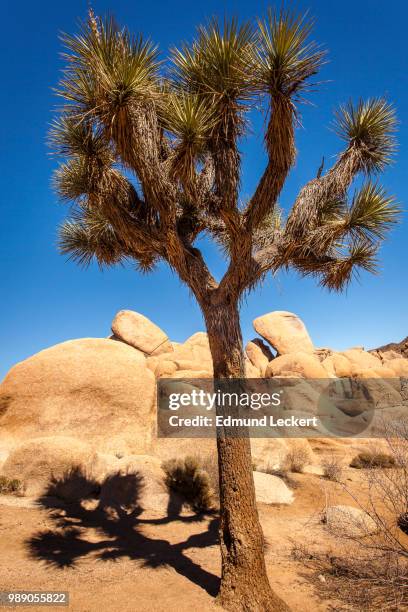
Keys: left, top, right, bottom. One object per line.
{"left": 244, "top": 96, "right": 295, "bottom": 231}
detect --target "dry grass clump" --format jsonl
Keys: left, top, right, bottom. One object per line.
{"left": 321, "top": 455, "right": 344, "bottom": 482}
{"left": 200, "top": 454, "right": 219, "bottom": 497}
{"left": 350, "top": 451, "right": 396, "bottom": 469}
{"left": 293, "top": 420, "right": 408, "bottom": 610}
{"left": 286, "top": 446, "right": 311, "bottom": 473}
{"left": 0, "top": 475, "right": 24, "bottom": 495}
{"left": 292, "top": 542, "right": 408, "bottom": 611}
{"left": 162, "top": 455, "right": 215, "bottom": 513}
{"left": 259, "top": 444, "right": 312, "bottom": 487}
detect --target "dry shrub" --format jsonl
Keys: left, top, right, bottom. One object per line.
{"left": 0, "top": 475, "right": 24, "bottom": 495}
{"left": 292, "top": 541, "right": 408, "bottom": 611}
{"left": 200, "top": 454, "right": 219, "bottom": 497}
{"left": 286, "top": 445, "right": 311, "bottom": 473}
{"left": 350, "top": 451, "right": 396, "bottom": 469}
{"left": 321, "top": 455, "right": 344, "bottom": 482}
{"left": 259, "top": 443, "right": 312, "bottom": 486}
{"left": 162, "top": 455, "right": 215, "bottom": 513}
{"left": 293, "top": 418, "right": 408, "bottom": 610}
{"left": 397, "top": 512, "right": 408, "bottom": 535}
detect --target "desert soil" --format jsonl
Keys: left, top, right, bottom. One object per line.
{"left": 0, "top": 442, "right": 381, "bottom": 612}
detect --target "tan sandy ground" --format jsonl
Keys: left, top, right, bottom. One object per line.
{"left": 0, "top": 441, "right": 391, "bottom": 612}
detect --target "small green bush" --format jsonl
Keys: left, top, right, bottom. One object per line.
{"left": 350, "top": 452, "right": 396, "bottom": 469}
{"left": 162, "top": 455, "right": 214, "bottom": 512}
{"left": 0, "top": 475, "right": 24, "bottom": 495}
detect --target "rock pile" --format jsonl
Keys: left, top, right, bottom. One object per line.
{"left": 0, "top": 308, "right": 407, "bottom": 509}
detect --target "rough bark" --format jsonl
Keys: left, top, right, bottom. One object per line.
{"left": 203, "top": 300, "right": 290, "bottom": 612}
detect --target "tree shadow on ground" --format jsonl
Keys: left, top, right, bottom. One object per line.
{"left": 26, "top": 469, "right": 220, "bottom": 597}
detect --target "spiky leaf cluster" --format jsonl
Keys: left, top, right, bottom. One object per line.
{"left": 59, "top": 15, "right": 160, "bottom": 116}
{"left": 50, "top": 9, "right": 400, "bottom": 298}
{"left": 160, "top": 93, "right": 216, "bottom": 189}
{"left": 171, "top": 20, "right": 256, "bottom": 104}
{"left": 254, "top": 9, "right": 325, "bottom": 98}
{"left": 334, "top": 98, "right": 397, "bottom": 172}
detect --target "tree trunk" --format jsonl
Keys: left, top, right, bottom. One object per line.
{"left": 203, "top": 300, "right": 290, "bottom": 612}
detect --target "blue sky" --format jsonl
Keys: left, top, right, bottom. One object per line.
{"left": 1, "top": 0, "right": 407, "bottom": 380}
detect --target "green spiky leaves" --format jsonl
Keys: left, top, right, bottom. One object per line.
{"left": 49, "top": 116, "right": 112, "bottom": 161}
{"left": 58, "top": 216, "right": 123, "bottom": 268}
{"left": 50, "top": 9, "right": 400, "bottom": 298}
{"left": 254, "top": 9, "right": 325, "bottom": 98}
{"left": 347, "top": 182, "right": 401, "bottom": 240}
{"left": 50, "top": 116, "right": 113, "bottom": 201}
{"left": 172, "top": 11, "right": 324, "bottom": 103}
{"left": 58, "top": 15, "right": 160, "bottom": 116}
{"left": 310, "top": 182, "right": 400, "bottom": 248}
{"left": 334, "top": 98, "right": 397, "bottom": 171}
{"left": 53, "top": 158, "right": 92, "bottom": 201}
{"left": 319, "top": 239, "right": 378, "bottom": 291}
{"left": 172, "top": 19, "right": 256, "bottom": 103}
{"left": 160, "top": 93, "right": 215, "bottom": 188}
{"left": 284, "top": 179, "right": 399, "bottom": 292}
{"left": 161, "top": 94, "right": 215, "bottom": 148}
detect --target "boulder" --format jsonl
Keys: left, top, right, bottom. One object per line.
{"left": 171, "top": 359, "right": 201, "bottom": 370}
{"left": 145, "top": 355, "right": 159, "bottom": 374}
{"left": 322, "top": 353, "right": 352, "bottom": 377}
{"left": 245, "top": 358, "right": 261, "bottom": 378}
{"left": 386, "top": 358, "right": 408, "bottom": 377}
{"left": 340, "top": 349, "right": 382, "bottom": 371}
{"left": 314, "top": 348, "right": 333, "bottom": 362}
{"left": 183, "top": 332, "right": 210, "bottom": 350}
{"left": 1, "top": 436, "right": 98, "bottom": 497}
{"left": 246, "top": 339, "right": 274, "bottom": 375}
{"left": 253, "top": 311, "right": 314, "bottom": 355}
{"left": 182, "top": 332, "right": 212, "bottom": 361}
{"left": 265, "top": 352, "right": 328, "bottom": 379}
{"left": 323, "top": 505, "right": 377, "bottom": 537}
{"left": 356, "top": 378, "right": 402, "bottom": 408}
{"left": 0, "top": 338, "right": 156, "bottom": 455}
{"left": 253, "top": 471, "right": 294, "bottom": 505}
{"left": 250, "top": 438, "right": 289, "bottom": 471}
{"left": 155, "top": 360, "right": 178, "bottom": 378}
{"left": 169, "top": 369, "right": 212, "bottom": 379}
{"left": 278, "top": 380, "right": 337, "bottom": 422}
{"left": 164, "top": 344, "right": 194, "bottom": 362}
{"left": 377, "top": 350, "right": 403, "bottom": 362}
{"left": 374, "top": 365, "right": 403, "bottom": 380}
{"left": 371, "top": 336, "right": 408, "bottom": 360}
{"left": 157, "top": 335, "right": 213, "bottom": 371}
{"left": 111, "top": 310, "right": 173, "bottom": 356}
{"left": 303, "top": 464, "right": 324, "bottom": 476}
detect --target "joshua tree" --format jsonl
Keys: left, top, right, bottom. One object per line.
{"left": 51, "top": 8, "right": 400, "bottom": 611}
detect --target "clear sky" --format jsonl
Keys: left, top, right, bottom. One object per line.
{"left": 1, "top": 0, "right": 407, "bottom": 380}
